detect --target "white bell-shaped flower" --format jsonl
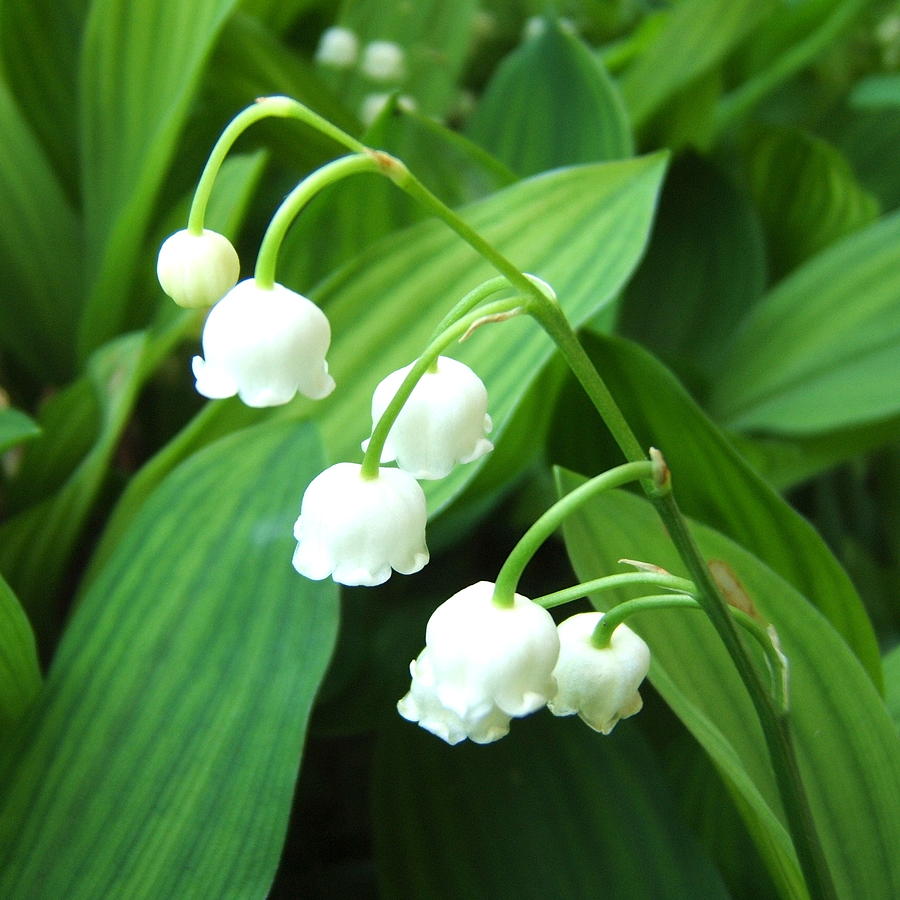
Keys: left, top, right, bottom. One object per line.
{"left": 363, "top": 356, "right": 493, "bottom": 480}
{"left": 360, "top": 40, "right": 406, "bottom": 82}
{"left": 397, "top": 582, "right": 559, "bottom": 745}
{"left": 315, "top": 26, "right": 359, "bottom": 68}
{"left": 292, "top": 462, "right": 428, "bottom": 587}
{"left": 192, "top": 278, "right": 335, "bottom": 407}
{"left": 156, "top": 228, "right": 240, "bottom": 309}
{"left": 547, "top": 612, "right": 650, "bottom": 735}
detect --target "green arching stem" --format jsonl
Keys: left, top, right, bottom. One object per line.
{"left": 199, "top": 102, "right": 833, "bottom": 898}
{"left": 590, "top": 595, "right": 788, "bottom": 711}
{"left": 372, "top": 147, "right": 834, "bottom": 898}
{"left": 359, "top": 297, "right": 523, "bottom": 481}
{"left": 427, "top": 276, "right": 513, "bottom": 343}
{"left": 533, "top": 571, "right": 695, "bottom": 609}
{"left": 492, "top": 461, "right": 654, "bottom": 609}
{"left": 254, "top": 154, "right": 381, "bottom": 289}
{"left": 187, "top": 96, "right": 368, "bottom": 235}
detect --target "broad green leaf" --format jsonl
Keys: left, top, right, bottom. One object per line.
{"left": 731, "top": 415, "right": 900, "bottom": 492}
{"left": 548, "top": 333, "right": 881, "bottom": 685}
{"left": 885, "top": 643, "right": 900, "bottom": 730}
{"left": 78, "top": 0, "right": 240, "bottom": 358}
{"left": 0, "top": 0, "right": 86, "bottom": 196}
{"left": 0, "top": 153, "right": 268, "bottom": 632}
{"left": 849, "top": 73, "right": 900, "bottom": 110}
{"left": 466, "top": 17, "right": 632, "bottom": 176}
{"left": 93, "top": 155, "right": 669, "bottom": 561}
{"left": 0, "top": 420, "right": 338, "bottom": 898}
{"left": 560, "top": 477, "right": 900, "bottom": 900}
{"left": 745, "top": 127, "right": 879, "bottom": 276}
{"left": 374, "top": 714, "right": 729, "bottom": 899}
{"left": 620, "top": 0, "right": 777, "bottom": 127}
{"left": 0, "top": 79, "right": 82, "bottom": 382}
{"left": 239, "top": 0, "right": 320, "bottom": 33}
{"left": 618, "top": 154, "right": 766, "bottom": 381}
{"left": 711, "top": 210, "right": 900, "bottom": 435}
{"left": 0, "top": 409, "right": 40, "bottom": 456}
{"left": 716, "top": 0, "right": 870, "bottom": 130}
{"left": 334, "top": 0, "right": 478, "bottom": 119}
{"left": 829, "top": 105, "right": 900, "bottom": 211}
{"left": 0, "top": 574, "right": 40, "bottom": 732}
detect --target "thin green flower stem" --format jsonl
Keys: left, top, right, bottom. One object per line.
{"left": 492, "top": 461, "right": 654, "bottom": 609}
{"left": 590, "top": 595, "right": 787, "bottom": 710}
{"left": 359, "top": 297, "right": 523, "bottom": 481}
{"left": 187, "top": 96, "right": 368, "bottom": 235}
{"left": 254, "top": 154, "right": 382, "bottom": 289}
{"left": 242, "top": 109, "right": 832, "bottom": 896}
{"left": 529, "top": 301, "right": 834, "bottom": 898}
{"left": 533, "top": 572, "right": 695, "bottom": 609}
{"left": 427, "top": 276, "right": 513, "bottom": 343}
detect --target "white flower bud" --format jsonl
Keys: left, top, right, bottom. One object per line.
{"left": 361, "top": 40, "right": 406, "bottom": 82}
{"left": 292, "top": 463, "right": 428, "bottom": 587}
{"left": 192, "top": 278, "right": 334, "bottom": 407}
{"left": 547, "top": 612, "right": 650, "bottom": 734}
{"left": 156, "top": 229, "right": 240, "bottom": 309}
{"left": 359, "top": 92, "right": 416, "bottom": 127}
{"left": 315, "top": 26, "right": 359, "bottom": 68}
{"left": 362, "top": 356, "right": 493, "bottom": 480}
{"left": 398, "top": 582, "right": 560, "bottom": 744}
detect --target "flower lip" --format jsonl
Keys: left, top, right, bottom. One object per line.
{"left": 397, "top": 581, "right": 560, "bottom": 744}
{"left": 547, "top": 612, "right": 650, "bottom": 734}
{"left": 292, "top": 462, "right": 428, "bottom": 587}
{"left": 363, "top": 356, "right": 494, "bottom": 480}
{"left": 156, "top": 228, "right": 240, "bottom": 309}
{"left": 192, "top": 278, "right": 335, "bottom": 407}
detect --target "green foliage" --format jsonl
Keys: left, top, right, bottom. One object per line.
{"left": 374, "top": 714, "right": 729, "bottom": 898}
{"left": 0, "top": 0, "right": 897, "bottom": 894}
{"left": 467, "top": 16, "right": 632, "bottom": 174}
{"left": 0, "top": 421, "right": 338, "bottom": 897}
{"left": 560, "top": 477, "right": 900, "bottom": 900}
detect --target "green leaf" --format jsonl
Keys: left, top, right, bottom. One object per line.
{"left": 466, "top": 18, "right": 632, "bottom": 176}
{"left": 829, "top": 105, "right": 900, "bottom": 212}
{"left": 0, "top": 79, "right": 82, "bottom": 382}
{"left": 620, "top": 0, "right": 777, "bottom": 127}
{"left": 0, "top": 409, "right": 40, "bottom": 456}
{"left": 0, "top": 574, "right": 40, "bottom": 732}
{"left": 548, "top": 333, "right": 881, "bottom": 686}
{"left": 0, "top": 0, "right": 86, "bottom": 195}
{"left": 239, "top": 0, "right": 319, "bottom": 33}
{"left": 716, "top": 0, "right": 870, "bottom": 130}
{"left": 0, "top": 420, "right": 339, "bottom": 897}
{"left": 618, "top": 154, "right": 766, "bottom": 381}
{"left": 885, "top": 643, "right": 900, "bottom": 730}
{"left": 94, "top": 155, "right": 669, "bottom": 558}
{"left": 560, "top": 476, "right": 900, "bottom": 900}
{"left": 711, "top": 210, "right": 900, "bottom": 435}
{"left": 745, "top": 127, "right": 879, "bottom": 276}
{"left": 374, "top": 714, "right": 729, "bottom": 899}
{"left": 78, "top": 0, "right": 241, "bottom": 358}
{"left": 0, "top": 153, "right": 269, "bottom": 633}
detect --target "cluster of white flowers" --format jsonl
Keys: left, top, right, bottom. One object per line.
{"left": 156, "top": 229, "right": 494, "bottom": 588}
{"left": 157, "top": 144, "right": 651, "bottom": 752}
{"left": 398, "top": 583, "right": 651, "bottom": 744}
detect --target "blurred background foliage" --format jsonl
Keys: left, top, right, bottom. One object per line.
{"left": 0, "top": 0, "right": 898, "bottom": 897}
